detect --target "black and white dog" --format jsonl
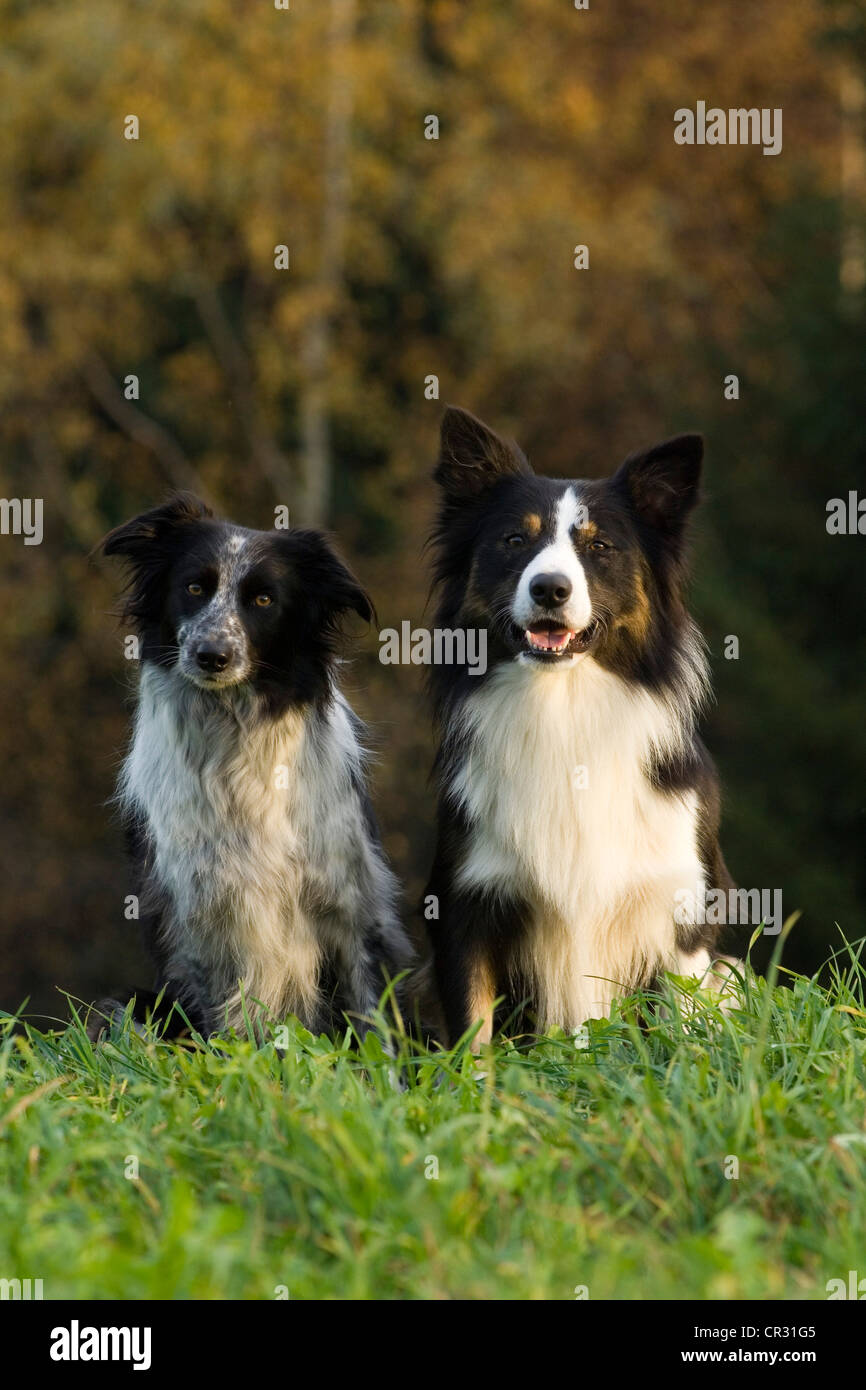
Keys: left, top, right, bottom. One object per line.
{"left": 90, "top": 493, "right": 411, "bottom": 1042}
{"left": 425, "top": 407, "right": 735, "bottom": 1046}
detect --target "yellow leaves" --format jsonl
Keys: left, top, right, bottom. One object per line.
{"left": 560, "top": 82, "right": 601, "bottom": 138}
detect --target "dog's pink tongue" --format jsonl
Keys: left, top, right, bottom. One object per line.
{"left": 526, "top": 626, "right": 573, "bottom": 652}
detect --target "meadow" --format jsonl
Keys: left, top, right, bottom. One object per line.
{"left": 1, "top": 933, "right": 864, "bottom": 1301}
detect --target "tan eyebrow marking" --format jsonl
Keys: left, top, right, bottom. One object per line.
{"left": 578, "top": 518, "right": 598, "bottom": 539}
{"left": 522, "top": 513, "right": 543, "bottom": 537}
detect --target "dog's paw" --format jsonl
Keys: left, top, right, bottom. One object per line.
{"left": 84, "top": 998, "right": 142, "bottom": 1044}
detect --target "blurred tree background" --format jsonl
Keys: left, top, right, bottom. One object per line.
{"left": 0, "top": 0, "right": 863, "bottom": 1022}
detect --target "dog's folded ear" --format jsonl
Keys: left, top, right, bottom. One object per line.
{"left": 284, "top": 529, "right": 374, "bottom": 626}
{"left": 614, "top": 435, "right": 703, "bottom": 536}
{"left": 435, "top": 406, "right": 531, "bottom": 499}
{"left": 99, "top": 493, "right": 213, "bottom": 559}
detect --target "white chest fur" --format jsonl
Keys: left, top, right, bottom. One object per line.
{"left": 118, "top": 668, "right": 373, "bottom": 1028}
{"left": 449, "top": 659, "right": 705, "bottom": 1028}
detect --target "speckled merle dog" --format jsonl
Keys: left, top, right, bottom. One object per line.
{"left": 89, "top": 494, "right": 410, "bottom": 1042}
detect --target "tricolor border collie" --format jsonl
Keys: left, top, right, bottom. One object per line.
{"left": 89, "top": 494, "right": 411, "bottom": 1042}
{"left": 425, "top": 406, "right": 735, "bottom": 1046}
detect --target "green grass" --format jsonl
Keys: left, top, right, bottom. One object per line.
{"left": 2, "top": 935, "right": 865, "bottom": 1301}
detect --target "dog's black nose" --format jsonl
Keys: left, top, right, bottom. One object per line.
{"left": 196, "top": 644, "right": 232, "bottom": 673}
{"left": 529, "top": 572, "right": 572, "bottom": 607}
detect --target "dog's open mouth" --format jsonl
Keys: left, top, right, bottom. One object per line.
{"left": 520, "top": 619, "right": 598, "bottom": 661}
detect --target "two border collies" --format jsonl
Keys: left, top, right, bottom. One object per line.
{"left": 92, "top": 409, "right": 733, "bottom": 1047}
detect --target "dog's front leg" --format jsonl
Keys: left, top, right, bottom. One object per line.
{"left": 334, "top": 933, "right": 390, "bottom": 1043}
{"left": 430, "top": 896, "right": 499, "bottom": 1052}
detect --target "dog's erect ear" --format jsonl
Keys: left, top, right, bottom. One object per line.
{"left": 614, "top": 435, "right": 703, "bottom": 534}
{"left": 435, "top": 406, "right": 531, "bottom": 498}
{"left": 99, "top": 493, "right": 213, "bottom": 559}
{"left": 286, "top": 529, "right": 374, "bottom": 625}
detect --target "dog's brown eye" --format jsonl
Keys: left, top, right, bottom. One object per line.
{"left": 504, "top": 533, "right": 525, "bottom": 547}
{"left": 590, "top": 540, "right": 610, "bottom": 552}
{"left": 187, "top": 582, "right": 203, "bottom": 596}
{"left": 254, "top": 593, "right": 272, "bottom": 607}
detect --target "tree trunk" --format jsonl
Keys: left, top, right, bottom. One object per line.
{"left": 297, "top": 0, "right": 358, "bottom": 526}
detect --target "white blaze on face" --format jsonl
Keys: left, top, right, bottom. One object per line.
{"left": 178, "top": 530, "right": 253, "bottom": 685}
{"left": 512, "top": 488, "right": 593, "bottom": 634}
